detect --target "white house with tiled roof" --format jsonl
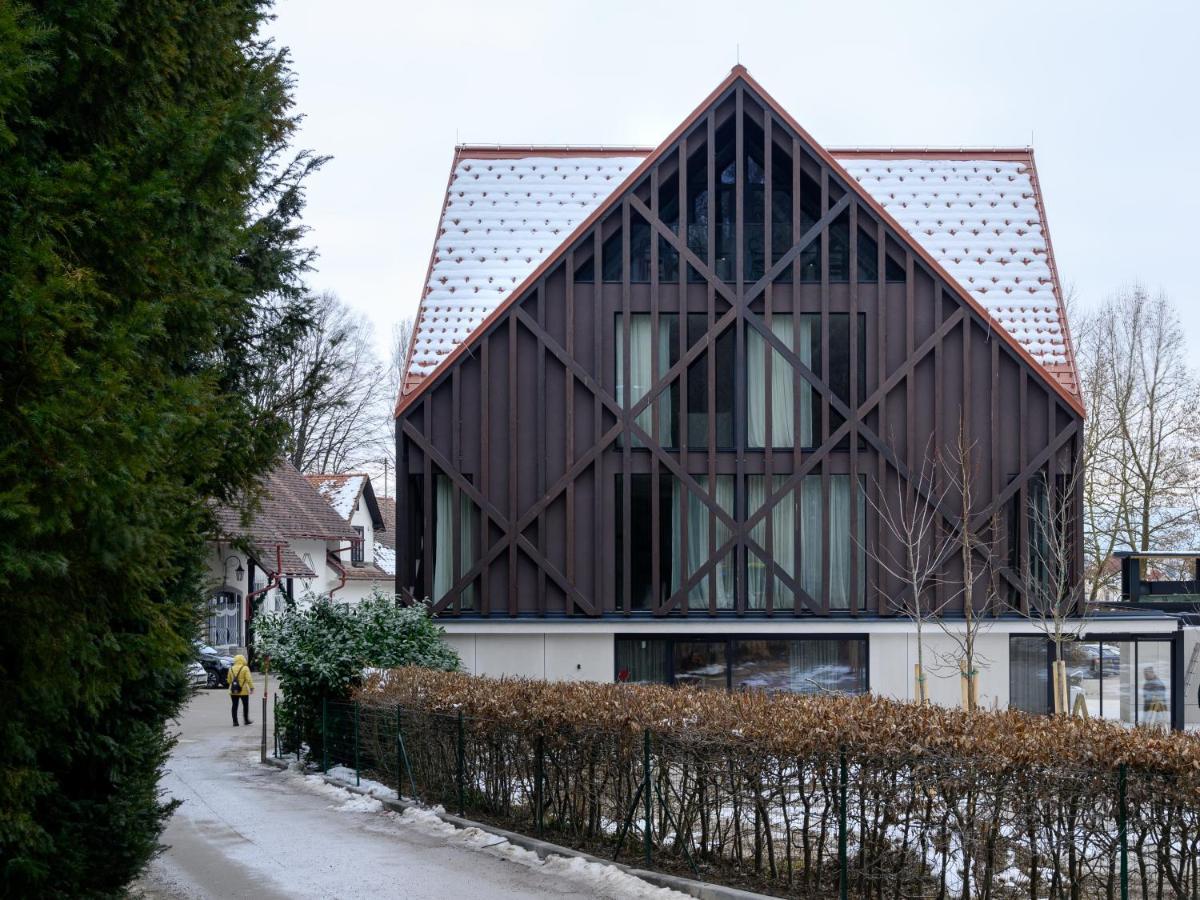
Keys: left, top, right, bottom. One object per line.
{"left": 305, "top": 473, "right": 396, "bottom": 604}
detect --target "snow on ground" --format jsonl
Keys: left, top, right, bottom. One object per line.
{"left": 134, "top": 690, "right": 684, "bottom": 900}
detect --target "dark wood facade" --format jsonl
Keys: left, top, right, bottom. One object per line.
{"left": 395, "top": 71, "right": 1084, "bottom": 620}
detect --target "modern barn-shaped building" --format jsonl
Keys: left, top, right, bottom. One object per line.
{"left": 394, "top": 68, "right": 1181, "bottom": 721}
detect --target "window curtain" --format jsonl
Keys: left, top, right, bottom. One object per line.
{"left": 617, "top": 315, "right": 671, "bottom": 445}
{"left": 797, "top": 315, "right": 814, "bottom": 447}
{"left": 459, "top": 493, "right": 478, "bottom": 609}
{"left": 800, "top": 476, "right": 823, "bottom": 604}
{"left": 748, "top": 476, "right": 795, "bottom": 610}
{"left": 827, "top": 475, "right": 865, "bottom": 610}
{"left": 433, "top": 475, "right": 454, "bottom": 602}
{"left": 747, "top": 316, "right": 795, "bottom": 448}
{"left": 674, "top": 476, "right": 735, "bottom": 609}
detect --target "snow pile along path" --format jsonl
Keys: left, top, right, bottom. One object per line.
{"left": 290, "top": 766, "right": 686, "bottom": 900}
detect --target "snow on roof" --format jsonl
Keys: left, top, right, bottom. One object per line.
{"left": 403, "top": 145, "right": 1077, "bottom": 397}
{"left": 836, "top": 156, "right": 1067, "bottom": 368}
{"left": 372, "top": 542, "right": 395, "bottom": 576}
{"left": 407, "top": 154, "right": 645, "bottom": 379}
{"left": 307, "top": 473, "right": 366, "bottom": 521}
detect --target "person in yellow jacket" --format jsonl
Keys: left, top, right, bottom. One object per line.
{"left": 227, "top": 654, "right": 254, "bottom": 727}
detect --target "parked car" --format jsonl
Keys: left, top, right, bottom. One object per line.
{"left": 186, "top": 661, "right": 208, "bottom": 687}
{"left": 1073, "top": 643, "right": 1121, "bottom": 677}
{"left": 194, "top": 640, "right": 234, "bottom": 689}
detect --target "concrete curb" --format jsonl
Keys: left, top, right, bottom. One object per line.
{"left": 263, "top": 756, "right": 777, "bottom": 900}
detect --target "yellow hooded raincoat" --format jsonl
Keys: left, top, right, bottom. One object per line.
{"left": 227, "top": 654, "right": 253, "bottom": 696}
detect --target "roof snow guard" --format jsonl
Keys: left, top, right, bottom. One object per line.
{"left": 401, "top": 71, "right": 1079, "bottom": 403}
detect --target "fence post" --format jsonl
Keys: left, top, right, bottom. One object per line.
{"left": 838, "top": 747, "right": 848, "bottom": 900}
{"left": 396, "top": 706, "right": 416, "bottom": 800}
{"left": 353, "top": 701, "right": 361, "bottom": 787}
{"left": 643, "top": 728, "right": 652, "bottom": 869}
{"left": 535, "top": 733, "right": 545, "bottom": 837}
{"left": 321, "top": 696, "right": 328, "bottom": 773}
{"left": 1118, "top": 763, "right": 1128, "bottom": 900}
{"left": 456, "top": 710, "right": 465, "bottom": 816}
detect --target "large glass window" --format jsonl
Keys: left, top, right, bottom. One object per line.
{"left": 614, "top": 636, "right": 869, "bottom": 694}
{"left": 615, "top": 474, "right": 673, "bottom": 610}
{"left": 616, "top": 638, "right": 668, "bottom": 684}
{"left": 1008, "top": 636, "right": 1050, "bottom": 714}
{"left": 670, "top": 475, "right": 735, "bottom": 610}
{"left": 732, "top": 639, "right": 867, "bottom": 694}
{"left": 615, "top": 314, "right": 675, "bottom": 445}
{"left": 1011, "top": 636, "right": 1173, "bottom": 728}
{"left": 432, "top": 475, "right": 478, "bottom": 608}
{"left": 673, "top": 641, "right": 728, "bottom": 689}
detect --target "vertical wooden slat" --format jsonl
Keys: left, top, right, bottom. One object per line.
{"left": 508, "top": 315, "right": 519, "bottom": 616}
{"left": 734, "top": 87, "right": 746, "bottom": 615}
{"left": 565, "top": 252, "right": 576, "bottom": 616}
{"left": 875, "top": 217, "right": 887, "bottom": 614}
{"left": 677, "top": 141, "right": 689, "bottom": 616}
{"left": 620, "top": 206, "right": 632, "bottom": 615}
{"left": 593, "top": 228, "right": 604, "bottom": 614}
{"left": 422, "top": 398, "right": 433, "bottom": 604}
{"left": 819, "top": 167, "right": 831, "bottom": 613}
{"left": 706, "top": 110, "right": 717, "bottom": 615}
{"left": 848, "top": 200, "right": 859, "bottom": 616}
{"left": 1018, "top": 368, "right": 1029, "bottom": 612}
{"left": 649, "top": 169, "right": 662, "bottom": 614}
{"left": 536, "top": 284, "right": 547, "bottom": 616}
{"left": 480, "top": 340, "right": 490, "bottom": 615}
{"left": 452, "top": 367, "right": 461, "bottom": 615}
{"left": 395, "top": 427, "right": 410, "bottom": 598}
{"left": 792, "top": 136, "right": 803, "bottom": 617}
{"left": 762, "top": 111, "right": 774, "bottom": 616}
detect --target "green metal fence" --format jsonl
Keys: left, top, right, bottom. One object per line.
{"left": 276, "top": 698, "right": 1200, "bottom": 899}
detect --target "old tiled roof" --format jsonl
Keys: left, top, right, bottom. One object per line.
{"left": 376, "top": 497, "right": 396, "bottom": 549}
{"left": 402, "top": 136, "right": 1078, "bottom": 401}
{"left": 305, "top": 472, "right": 385, "bottom": 529}
{"left": 213, "top": 459, "right": 357, "bottom": 552}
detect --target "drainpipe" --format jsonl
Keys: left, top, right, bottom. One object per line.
{"left": 327, "top": 543, "right": 350, "bottom": 597}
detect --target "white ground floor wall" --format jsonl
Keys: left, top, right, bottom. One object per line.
{"left": 441, "top": 616, "right": 1187, "bottom": 720}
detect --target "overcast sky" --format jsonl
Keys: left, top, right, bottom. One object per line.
{"left": 267, "top": 0, "right": 1199, "bottom": 362}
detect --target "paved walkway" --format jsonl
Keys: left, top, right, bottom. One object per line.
{"left": 135, "top": 688, "right": 678, "bottom": 900}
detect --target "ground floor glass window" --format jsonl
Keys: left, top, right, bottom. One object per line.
{"left": 616, "top": 635, "right": 868, "bottom": 695}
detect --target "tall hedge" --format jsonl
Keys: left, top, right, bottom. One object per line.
{"left": 0, "top": 2, "right": 319, "bottom": 895}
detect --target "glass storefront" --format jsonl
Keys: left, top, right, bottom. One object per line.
{"left": 616, "top": 636, "right": 868, "bottom": 695}
{"left": 1010, "top": 635, "right": 1174, "bottom": 729}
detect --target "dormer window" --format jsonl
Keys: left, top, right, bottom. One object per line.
{"left": 351, "top": 526, "right": 365, "bottom": 565}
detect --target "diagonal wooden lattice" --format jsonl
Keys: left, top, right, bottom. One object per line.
{"left": 395, "top": 77, "right": 1082, "bottom": 619}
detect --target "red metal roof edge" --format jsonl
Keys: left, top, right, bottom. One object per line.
{"left": 397, "top": 145, "right": 464, "bottom": 414}
{"left": 453, "top": 144, "right": 656, "bottom": 158}
{"left": 1023, "top": 148, "right": 1081, "bottom": 400}
{"left": 397, "top": 66, "right": 1085, "bottom": 420}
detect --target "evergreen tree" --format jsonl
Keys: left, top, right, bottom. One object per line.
{"left": 0, "top": 2, "right": 322, "bottom": 894}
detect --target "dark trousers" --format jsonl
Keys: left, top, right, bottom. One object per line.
{"left": 231, "top": 693, "right": 249, "bottom": 724}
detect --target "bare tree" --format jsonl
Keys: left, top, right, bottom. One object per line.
{"left": 372, "top": 317, "right": 415, "bottom": 498}
{"left": 253, "top": 291, "right": 389, "bottom": 474}
{"left": 1013, "top": 455, "right": 1093, "bottom": 716}
{"left": 864, "top": 435, "right": 956, "bottom": 704}
{"left": 1076, "top": 286, "right": 1200, "bottom": 597}
{"left": 934, "top": 415, "right": 997, "bottom": 713}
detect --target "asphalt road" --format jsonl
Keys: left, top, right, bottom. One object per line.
{"left": 133, "top": 685, "right": 678, "bottom": 900}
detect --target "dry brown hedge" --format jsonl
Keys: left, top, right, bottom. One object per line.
{"left": 360, "top": 667, "right": 1200, "bottom": 782}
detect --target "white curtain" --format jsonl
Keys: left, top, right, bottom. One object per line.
{"left": 748, "top": 475, "right": 796, "bottom": 611}
{"left": 800, "top": 475, "right": 823, "bottom": 604}
{"left": 747, "top": 316, "right": 795, "bottom": 448}
{"left": 798, "top": 315, "right": 814, "bottom": 447}
{"left": 617, "top": 315, "right": 671, "bottom": 445}
{"left": 433, "top": 475, "right": 454, "bottom": 601}
{"left": 459, "top": 493, "right": 478, "bottom": 609}
{"left": 827, "top": 476, "right": 863, "bottom": 610}
{"left": 675, "top": 475, "right": 734, "bottom": 610}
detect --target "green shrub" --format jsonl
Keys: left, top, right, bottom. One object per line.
{"left": 258, "top": 592, "right": 458, "bottom": 760}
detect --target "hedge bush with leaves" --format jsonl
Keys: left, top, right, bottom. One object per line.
{"left": 257, "top": 592, "right": 458, "bottom": 759}
{"left": 356, "top": 669, "right": 1200, "bottom": 898}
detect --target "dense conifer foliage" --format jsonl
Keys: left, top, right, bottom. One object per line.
{"left": 0, "top": 3, "right": 320, "bottom": 893}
